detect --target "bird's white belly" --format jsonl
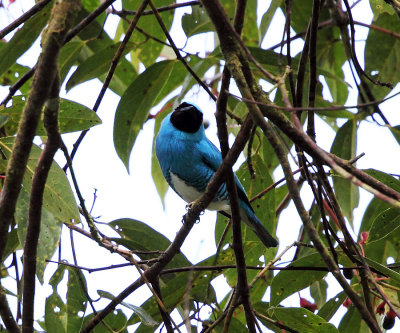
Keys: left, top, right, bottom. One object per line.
{"left": 170, "top": 172, "right": 230, "bottom": 211}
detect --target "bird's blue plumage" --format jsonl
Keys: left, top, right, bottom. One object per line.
{"left": 155, "top": 102, "right": 278, "bottom": 247}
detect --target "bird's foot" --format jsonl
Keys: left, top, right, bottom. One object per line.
{"left": 184, "top": 202, "right": 204, "bottom": 223}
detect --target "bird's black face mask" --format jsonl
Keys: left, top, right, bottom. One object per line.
{"left": 170, "top": 103, "right": 203, "bottom": 133}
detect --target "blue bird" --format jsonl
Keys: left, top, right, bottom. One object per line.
{"left": 155, "top": 102, "right": 278, "bottom": 248}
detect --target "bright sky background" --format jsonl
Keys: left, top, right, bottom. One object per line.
{"left": 1, "top": 0, "right": 400, "bottom": 331}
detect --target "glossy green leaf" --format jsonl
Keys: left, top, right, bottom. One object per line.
{"left": 182, "top": 6, "right": 214, "bottom": 37}
{"left": 271, "top": 253, "right": 327, "bottom": 305}
{"left": 330, "top": 119, "right": 359, "bottom": 222}
{"left": 113, "top": 60, "right": 175, "bottom": 170}
{"left": 365, "top": 13, "right": 400, "bottom": 100}
{"left": 98, "top": 290, "right": 158, "bottom": 327}
{"left": 66, "top": 42, "right": 137, "bottom": 92}
{"left": 109, "top": 218, "right": 191, "bottom": 270}
{"left": 369, "top": 207, "right": 400, "bottom": 242}
{"left": 0, "top": 95, "right": 101, "bottom": 135}
{"left": 0, "top": 2, "right": 52, "bottom": 78}
{"left": 317, "top": 291, "right": 347, "bottom": 321}
{"left": 273, "top": 307, "right": 339, "bottom": 332}
{"left": 0, "top": 138, "right": 80, "bottom": 223}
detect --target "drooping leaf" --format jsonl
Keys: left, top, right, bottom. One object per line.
{"left": 58, "top": 40, "right": 85, "bottom": 83}
{"left": 15, "top": 188, "right": 62, "bottom": 283}
{"left": 270, "top": 253, "right": 327, "bottom": 305}
{"left": 310, "top": 279, "right": 327, "bottom": 308}
{"left": 0, "top": 95, "right": 101, "bottom": 135}
{"left": 365, "top": 13, "right": 400, "bottom": 100}
{"left": 330, "top": 119, "right": 359, "bottom": 222}
{"left": 273, "top": 307, "right": 339, "bottom": 333}
{"left": 317, "top": 291, "right": 347, "bottom": 321}
{"left": 0, "top": 138, "right": 80, "bottom": 224}
{"left": 113, "top": 60, "right": 175, "bottom": 170}
{"left": 66, "top": 42, "right": 137, "bottom": 92}
{"left": 0, "top": 1, "right": 52, "bottom": 78}
{"left": 259, "top": 0, "right": 281, "bottom": 42}
{"left": 338, "top": 305, "right": 368, "bottom": 333}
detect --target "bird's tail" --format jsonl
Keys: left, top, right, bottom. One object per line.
{"left": 240, "top": 208, "right": 278, "bottom": 248}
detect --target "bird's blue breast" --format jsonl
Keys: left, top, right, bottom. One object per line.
{"left": 155, "top": 113, "right": 227, "bottom": 205}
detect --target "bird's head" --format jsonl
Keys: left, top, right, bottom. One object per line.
{"left": 170, "top": 102, "right": 203, "bottom": 133}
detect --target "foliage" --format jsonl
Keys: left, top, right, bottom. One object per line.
{"left": 0, "top": 0, "right": 400, "bottom": 332}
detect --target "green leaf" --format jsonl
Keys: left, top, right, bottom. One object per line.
{"left": 0, "top": 95, "right": 101, "bottom": 135}
{"left": 108, "top": 218, "right": 191, "bottom": 270}
{"left": 317, "top": 291, "right": 347, "bottom": 321}
{"left": 370, "top": 0, "right": 396, "bottom": 19}
{"left": 273, "top": 307, "right": 339, "bottom": 333}
{"left": 259, "top": 0, "right": 281, "bottom": 42}
{"left": 121, "top": 0, "right": 174, "bottom": 67}
{"left": 58, "top": 40, "right": 85, "bottom": 83}
{"left": 45, "top": 266, "right": 88, "bottom": 333}
{"left": 113, "top": 60, "right": 175, "bottom": 170}
{"left": 369, "top": 207, "right": 400, "bottom": 242}
{"left": 0, "top": 2, "right": 52, "bottom": 78}
{"left": 241, "top": 0, "right": 259, "bottom": 46}
{"left": 0, "top": 138, "right": 80, "bottom": 223}
{"left": 310, "top": 279, "right": 327, "bottom": 307}
{"left": 338, "top": 305, "right": 367, "bottom": 333}
{"left": 330, "top": 119, "right": 359, "bottom": 222}
{"left": 0, "top": 63, "right": 31, "bottom": 94}
{"left": 359, "top": 169, "right": 400, "bottom": 233}
{"left": 389, "top": 125, "right": 400, "bottom": 146}
{"left": 84, "top": 310, "right": 128, "bottom": 333}
{"left": 362, "top": 256, "right": 400, "bottom": 284}
{"left": 182, "top": 6, "right": 214, "bottom": 37}
{"left": 270, "top": 253, "right": 327, "bottom": 305}
{"left": 98, "top": 290, "right": 158, "bottom": 327}
{"left": 16, "top": 189, "right": 61, "bottom": 283}
{"left": 66, "top": 42, "right": 137, "bottom": 92}
{"left": 365, "top": 13, "right": 400, "bottom": 100}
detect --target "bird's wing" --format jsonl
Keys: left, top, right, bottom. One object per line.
{"left": 199, "top": 138, "right": 254, "bottom": 210}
